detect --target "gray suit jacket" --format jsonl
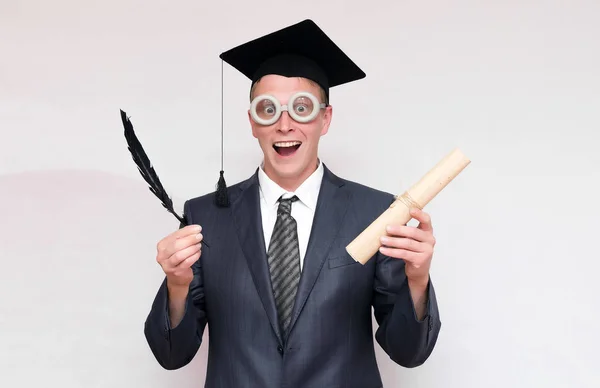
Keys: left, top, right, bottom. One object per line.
{"left": 144, "top": 165, "right": 441, "bottom": 388}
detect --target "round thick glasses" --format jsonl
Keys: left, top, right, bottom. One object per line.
{"left": 250, "top": 92, "right": 326, "bottom": 126}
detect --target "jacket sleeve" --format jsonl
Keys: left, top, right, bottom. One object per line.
{"left": 371, "top": 251, "right": 442, "bottom": 368}
{"left": 143, "top": 201, "right": 208, "bottom": 370}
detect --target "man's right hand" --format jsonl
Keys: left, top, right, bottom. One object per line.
{"left": 156, "top": 224, "right": 203, "bottom": 289}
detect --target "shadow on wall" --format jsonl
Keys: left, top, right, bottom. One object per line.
{"left": 0, "top": 169, "right": 208, "bottom": 388}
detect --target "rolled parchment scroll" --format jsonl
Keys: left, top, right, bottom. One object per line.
{"left": 346, "top": 148, "right": 471, "bottom": 264}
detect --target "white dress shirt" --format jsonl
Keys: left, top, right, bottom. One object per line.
{"left": 258, "top": 160, "right": 324, "bottom": 271}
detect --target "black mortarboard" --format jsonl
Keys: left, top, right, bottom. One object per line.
{"left": 219, "top": 19, "right": 366, "bottom": 101}
{"left": 212, "top": 19, "right": 366, "bottom": 207}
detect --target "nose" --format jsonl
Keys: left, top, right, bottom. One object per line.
{"left": 278, "top": 111, "right": 292, "bottom": 132}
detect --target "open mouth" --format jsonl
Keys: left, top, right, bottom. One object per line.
{"left": 273, "top": 141, "right": 301, "bottom": 157}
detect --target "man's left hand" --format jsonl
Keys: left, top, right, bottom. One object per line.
{"left": 379, "top": 208, "right": 436, "bottom": 283}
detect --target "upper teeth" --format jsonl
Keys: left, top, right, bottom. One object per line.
{"left": 274, "top": 141, "right": 301, "bottom": 147}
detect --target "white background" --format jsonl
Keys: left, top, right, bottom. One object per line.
{"left": 1, "top": 0, "right": 598, "bottom": 387}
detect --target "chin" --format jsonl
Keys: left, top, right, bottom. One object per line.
{"left": 275, "top": 163, "right": 305, "bottom": 177}
{"left": 266, "top": 151, "right": 307, "bottom": 178}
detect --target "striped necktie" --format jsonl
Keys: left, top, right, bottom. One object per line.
{"left": 267, "top": 195, "right": 300, "bottom": 335}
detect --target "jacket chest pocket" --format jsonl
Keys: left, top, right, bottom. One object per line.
{"left": 328, "top": 252, "right": 360, "bottom": 269}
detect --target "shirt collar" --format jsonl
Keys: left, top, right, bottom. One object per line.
{"left": 258, "top": 160, "right": 324, "bottom": 211}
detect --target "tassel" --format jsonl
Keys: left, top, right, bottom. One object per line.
{"left": 215, "top": 59, "right": 230, "bottom": 208}
{"left": 215, "top": 170, "right": 229, "bottom": 207}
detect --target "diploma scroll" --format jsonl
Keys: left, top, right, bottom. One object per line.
{"left": 346, "top": 148, "right": 471, "bottom": 264}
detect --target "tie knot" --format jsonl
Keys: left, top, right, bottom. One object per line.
{"left": 277, "top": 195, "right": 298, "bottom": 215}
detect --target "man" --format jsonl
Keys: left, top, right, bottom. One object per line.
{"left": 144, "top": 19, "right": 441, "bottom": 387}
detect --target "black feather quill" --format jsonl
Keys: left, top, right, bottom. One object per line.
{"left": 120, "top": 109, "right": 208, "bottom": 246}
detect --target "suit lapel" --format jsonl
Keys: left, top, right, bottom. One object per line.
{"left": 231, "top": 171, "right": 283, "bottom": 345}
{"left": 286, "top": 166, "right": 349, "bottom": 336}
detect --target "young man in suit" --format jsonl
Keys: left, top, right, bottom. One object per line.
{"left": 144, "top": 19, "right": 441, "bottom": 388}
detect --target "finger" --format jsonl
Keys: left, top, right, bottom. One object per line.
{"left": 410, "top": 208, "right": 433, "bottom": 232}
{"left": 380, "top": 236, "right": 428, "bottom": 253}
{"left": 158, "top": 232, "right": 203, "bottom": 259}
{"left": 158, "top": 225, "right": 201, "bottom": 252}
{"left": 174, "top": 251, "right": 201, "bottom": 272}
{"left": 173, "top": 232, "right": 203, "bottom": 252}
{"left": 379, "top": 247, "right": 420, "bottom": 263}
{"left": 385, "top": 224, "right": 432, "bottom": 243}
{"left": 166, "top": 242, "right": 202, "bottom": 268}
{"left": 174, "top": 224, "right": 202, "bottom": 239}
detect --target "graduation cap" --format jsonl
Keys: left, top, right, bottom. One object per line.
{"left": 219, "top": 19, "right": 366, "bottom": 101}
{"left": 214, "top": 19, "right": 366, "bottom": 206}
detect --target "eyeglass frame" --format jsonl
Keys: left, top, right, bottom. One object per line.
{"left": 249, "top": 91, "right": 327, "bottom": 126}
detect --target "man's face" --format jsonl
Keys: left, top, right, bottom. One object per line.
{"left": 248, "top": 74, "right": 332, "bottom": 189}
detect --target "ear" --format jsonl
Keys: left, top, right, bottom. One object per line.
{"left": 320, "top": 105, "right": 333, "bottom": 136}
